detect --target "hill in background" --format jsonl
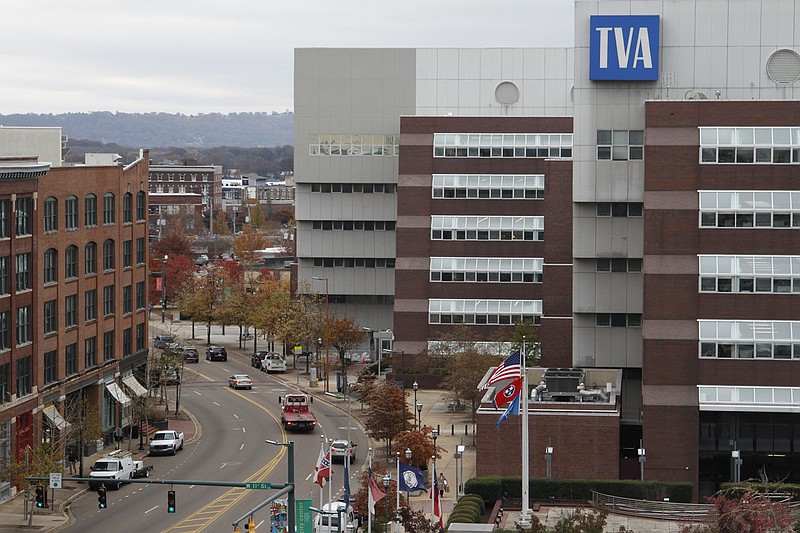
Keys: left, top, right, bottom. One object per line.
{"left": 0, "top": 111, "right": 294, "bottom": 148}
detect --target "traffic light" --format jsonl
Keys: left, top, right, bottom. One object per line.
{"left": 97, "top": 485, "right": 107, "bottom": 509}
{"left": 34, "top": 485, "right": 44, "bottom": 508}
{"left": 167, "top": 489, "right": 176, "bottom": 513}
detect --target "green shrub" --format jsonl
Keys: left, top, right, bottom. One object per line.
{"left": 464, "top": 476, "right": 502, "bottom": 505}
{"left": 453, "top": 501, "right": 482, "bottom": 517}
{"left": 458, "top": 494, "right": 486, "bottom": 514}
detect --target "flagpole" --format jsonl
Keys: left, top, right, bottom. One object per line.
{"left": 367, "top": 450, "right": 373, "bottom": 533}
{"left": 328, "top": 438, "right": 332, "bottom": 511}
{"left": 520, "top": 337, "right": 531, "bottom": 528}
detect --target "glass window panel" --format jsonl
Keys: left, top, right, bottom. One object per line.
{"left": 736, "top": 128, "right": 754, "bottom": 144}
{"left": 756, "top": 148, "right": 772, "bottom": 162}
{"left": 737, "top": 344, "right": 754, "bottom": 358}
{"left": 700, "top": 128, "right": 717, "bottom": 145}
{"left": 718, "top": 128, "right": 734, "bottom": 144}
{"left": 754, "top": 128, "right": 772, "bottom": 144}
{"left": 774, "top": 128, "right": 791, "bottom": 144}
{"left": 701, "top": 148, "right": 717, "bottom": 162}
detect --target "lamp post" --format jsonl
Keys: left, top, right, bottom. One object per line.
{"left": 265, "top": 439, "right": 295, "bottom": 533}
{"left": 416, "top": 402, "right": 423, "bottom": 430}
{"left": 455, "top": 445, "right": 465, "bottom": 500}
{"left": 732, "top": 448, "right": 742, "bottom": 483}
{"left": 412, "top": 382, "right": 418, "bottom": 431}
{"left": 431, "top": 428, "right": 439, "bottom": 531}
{"left": 161, "top": 254, "right": 168, "bottom": 323}
{"left": 382, "top": 473, "right": 391, "bottom": 533}
{"left": 312, "top": 277, "right": 330, "bottom": 393}
{"left": 545, "top": 438, "right": 554, "bottom": 479}
{"left": 404, "top": 448, "right": 412, "bottom": 505}
{"left": 638, "top": 439, "right": 646, "bottom": 482}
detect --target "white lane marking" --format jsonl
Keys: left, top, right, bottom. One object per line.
{"left": 213, "top": 401, "right": 220, "bottom": 406}
{"left": 194, "top": 391, "right": 202, "bottom": 396}
{"left": 242, "top": 427, "right": 246, "bottom": 433}
{"left": 222, "top": 367, "right": 230, "bottom": 372}
{"left": 240, "top": 443, "right": 245, "bottom": 450}
{"left": 233, "top": 414, "right": 239, "bottom": 419}
{"left": 144, "top": 505, "right": 159, "bottom": 514}
{"left": 189, "top": 485, "right": 195, "bottom": 489}
{"left": 305, "top": 473, "right": 313, "bottom": 481}
{"left": 256, "top": 519, "right": 265, "bottom": 529}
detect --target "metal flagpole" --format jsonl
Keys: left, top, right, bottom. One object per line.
{"left": 367, "top": 451, "right": 373, "bottom": 533}
{"left": 396, "top": 452, "right": 400, "bottom": 511}
{"left": 328, "top": 439, "right": 332, "bottom": 511}
{"left": 519, "top": 338, "right": 531, "bottom": 528}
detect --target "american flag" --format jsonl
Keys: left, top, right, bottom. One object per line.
{"left": 481, "top": 350, "right": 521, "bottom": 390}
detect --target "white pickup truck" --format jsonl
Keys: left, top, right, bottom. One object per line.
{"left": 149, "top": 429, "right": 185, "bottom": 455}
{"left": 89, "top": 451, "right": 151, "bottom": 490}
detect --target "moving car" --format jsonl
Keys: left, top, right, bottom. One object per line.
{"left": 262, "top": 353, "right": 287, "bottom": 373}
{"left": 229, "top": 374, "right": 253, "bottom": 389}
{"left": 330, "top": 439, "right": 356, "bottom": 463}
{"left": 194, "top": 254, "right": 209, "bottom": 266}
{"left": 183, "top": 347, "right": 199, "bottom": 363}
{"left": 206, "top": 345, "right": 228, "bottom": 361}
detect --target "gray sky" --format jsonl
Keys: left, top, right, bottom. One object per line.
{"left": 2, "top": 1, "right": 574, "bottom": 115}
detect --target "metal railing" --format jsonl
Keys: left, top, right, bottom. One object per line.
{"left": 591, "top": 491, "right": 711, "bottom": 522}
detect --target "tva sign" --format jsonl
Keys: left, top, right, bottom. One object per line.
{"left": 590, "top": 15, "right": 660, "bottom": 81}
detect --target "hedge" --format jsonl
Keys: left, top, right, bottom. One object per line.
{"left": 464, "top": 476, "right": 694, "bottom": 505}
{"left": 458, "top": 494, "right": 486, "bottom": 514}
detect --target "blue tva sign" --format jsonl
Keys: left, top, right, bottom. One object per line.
{"left": 590, "top": 15, "right": 660, "bottom": 81}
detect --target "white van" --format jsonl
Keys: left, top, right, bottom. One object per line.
{"left": 315, "top": 502, "right": 358, "bottom": 533}
{"left": 262, "top": 353, "right": 287, "bottom": 373}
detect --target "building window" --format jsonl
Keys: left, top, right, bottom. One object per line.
{"left": 85, "top": 194, "right": 97, "bottom": 227}
{"left": 428, "top": 299, "right": 542, "bottom": 325}
{"left": 15, "top": 253, "right": 30, "bottom": 292}
{"left": 65, "top": 343, "right": 78, "bottom": 376}
{"left": 43, "top": 248, "right": 58, "bottom": 284}
{"left": 596, "top": 202, "right": 643, "bottom": 217}
{"left": 43, "top": 351, "right": 57, "bottom": 385}
{"left": 700, "top": 127, "right": 800, "bottom": 164}
{"left": 136, "top": 191, "right": 146, "bottom": 221}
{"left": 136, "top": 281, "right": 145, "bottom": 310}
{"left": 103, "top": 331, "right": 115, "bottom": 361}
{"left": 65, "top": 245, "right": 78, "bottom": 280}
{"left": 65, "top": 195, "right": 78, "bottom": 230}
{"left": 311, "top": 183, "right": 395, "bottom": 194}
{"left": 15, "top": 356, "right": 31, "bottom": 397}
{"left": 699, "top": 320, "right": 800, "bottom": 359}
{"left": 85, "top": 336, "right": 97, "bottom": 368}
{"left": 312, "top": 257, "right": 396, "bottom": 268}
{"left": 595, "top": 313, "right": 642, "bottom": 327}
{"left": 103, "top": 285, "right": 115, "bottom": 316}
{"left": 431, "top": 215, "right": 544, "bottom": 241}
{"left": 123, "top": 285, "right": 132, "bottom": 315}
{"left": 699, "top": 190, "right": 800, "bottom": 229}
{"left": 0, "top": 199, "right": 9, "bottom": 238}
{"left": 103, "top": 239, "right": 115, "bottom": 271}
{"left": 85, "top": 242, "right": 97, "bottom": 274}
{"left": 85, "top": 289, "right": 97, "bottom": 322}
{"left": 699, "top": 255, "right": 800, "bottom": 294}
{"left": 43, "top": 197, "right": 58, "bottom": 233}
{"left": 596, "top": 258, "right": 643, "bottom": 272}
{"left": 123, "top": 193, "right": 132, "bottom": 223}
{"left": 123, "top": 240, "right": 132, "bottom": 268}
{"left": 0, "top": 312, "right": 9, "bottom": 350}
{"left": 15, "top": 197, "right": 31, "bottom": 236}
{"left": 65, "top": 294, "right": 77, "bottom": 328}
{"left": 0, "top": 257, "right": 8, "bottom": 295}
{"left": 597, "top": 130, "right": 644, "bottom": 161}
{"left": 430, "top": 257, "right": 543, "bottom": 283}
{"left": 312, "top": 220, "right": 396, "bottom": 231}
{"left": 136, "top": 323, "right": 145, "bottom": 351}
{"left": 16, "top": 305, "right": 30, "bottom": 345}
{"left": 432, "top": 174, "right": 544, "bottom": 200}
{"left": 432, "top": 133, "right": 572, "bottom": 159}
{"left": 43, "top": 300, "right": 57, "bottom": 335}
{"left": 0, "top": 364, "right": 8, "bottom": 404}
{"left": 136, "top": 237, "right": 145, "bottom": 264}
{"left": 123, "top": 328, "right": 132, "bottom": 357}
{"left": 310, "top": 134, "right": 400, "bottom": 156}
{"left": 103, "top": 193, "right": 115, "bottom": 224}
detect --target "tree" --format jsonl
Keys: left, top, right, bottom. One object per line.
{"left": 364, "top": 381, "right": 409, "bottom": 455}
{"left": 330, "top": 317, "right": 367, "bottom": 385}
{"left": 213, "top": 210, "right": 231, "bottom": 235}
{"left": 350, "top": 367, "right": 377, "bottom": 410}
{"left": 232, "top": 225, "right": 266, "bottom": 268}
{"left": 179, "top": 264, "right": 229, "bottom": 345}
{"left": 397, "top": 507, "right": 438, "bottom": 533}
{"left": 441, "top": 347, "right": 501, "bottom": 420}
{"left": 391, "top": 428, "right": 441, "bottom": 469}
{"left": 152, "top": 230, "right": 193, "bottom": 258}
{"left": 352, "top": 459, "right": 396, "bottom": 527}
{"left": 507, "top": 321, "right": 541, "bottom": 367}
{"left": 679, "top": 487, "right": 796, "bottom": 533}
{"left": 247, "top": 200, "right": 266, "bottom": 230}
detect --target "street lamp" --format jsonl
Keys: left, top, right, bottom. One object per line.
{"left": 455, "top": 445, "right": 465, "bottom": 500}
{"left": 638, "top": 439, "right": 646, "bottom": 482}
{"left": 405, "top": 448, "right": 412, "bottom": 505}
{"left": 732, "top": 449, "right": 742, "bottom": 483}
{"left": 382, "top": 473, "right": 391, "bottom": 533}
{"left": 312, "top": 277, "right": 330, "bottom": 393}
{"left": 545, "top": 438, "right": 554, "bottom": 479}
{"left": 161, "top": 254, "right": 168, "bottom": 323}
{"left": 431, "top": 428, "right": 439, "bottom": 531}
{"left": 265, "top": 439, "right": 295, "bottom": 533}
{"left": 416, "top": 402, "right": 423, "bottom": 430}
{"left": 412, "top": 382, "right": 418, "bottom": 431}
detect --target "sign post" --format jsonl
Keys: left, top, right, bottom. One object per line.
{"left": 296, "top": 499, "right": 312, "bottom": 533}
{"left": 49, "top": 472, "right": 61, "bottom": 509}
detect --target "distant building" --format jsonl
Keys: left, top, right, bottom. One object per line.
{"left": 148, "top": 161, "right": 222, "bottom": 238}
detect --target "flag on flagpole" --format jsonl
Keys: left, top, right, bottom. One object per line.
{"left": 431, "top": 464, "right": 442, "bottom": 528}
{"left": 398, "top": 462, "right": 427, "bottom": 493}
{"left": 481, "top": 351, "right": 521, "bottom": 390}
{"left": 343, "top": 453, "right": 351, "bottom": 506}
{"left": 495, "top": 393, "right": 520, "bottom": 428}
{"left": 368, "top": 465, "right": 386, "bottom": 516}
{"left": 494, "top": 377, "right": 523, "bottom": 408}
{"left": 314, "top": 441, "right": 333, "bottom": 487}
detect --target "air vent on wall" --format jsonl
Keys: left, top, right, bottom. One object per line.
{"left": 767, "top": 49, "right": 800, "bottom": 84}
{"left": 494, "top": 81, "right": 520, "bottom": 105}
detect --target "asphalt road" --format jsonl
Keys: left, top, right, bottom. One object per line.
{"left": 62, "top": 350, "right": 368, "bottom": 532}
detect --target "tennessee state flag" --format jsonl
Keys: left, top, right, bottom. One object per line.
{"left": 494, "top": 377, "right": 523, "bottom": 408}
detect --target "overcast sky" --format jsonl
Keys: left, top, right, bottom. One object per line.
{"left": 2, "top": 1, "right": 574, "bottom": 115}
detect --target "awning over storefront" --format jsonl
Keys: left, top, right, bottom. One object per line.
{"left": 42, "top": 405, "right": 71, "bottom": 431}
{"left": 105, "top": 382, "right": 131, "bottom": 407}
{"left": 122, "top": 374, "right": 147, "bottom": 397}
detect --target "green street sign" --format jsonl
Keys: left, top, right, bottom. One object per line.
{"left": 245, "top": 482, "right": 272, "bottom": 490}
{"left": 297, "top": 499, "right": 312, "bottom": 533}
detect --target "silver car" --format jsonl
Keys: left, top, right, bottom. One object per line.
{"left": 228, "top": 374, "right": 253, "bottom": 390}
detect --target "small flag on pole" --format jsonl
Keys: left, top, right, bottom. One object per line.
{"left": 481, "top": 351, "right": 521, "bottom": 390}
{"left": 314, "top": 441, "right": 333, "bottom": 487}
{"left": 495, "top": 393, "right": 520, "bottom": 429}
{"left": 494, "top": 377, "right": 523, "bottom": 408}
{"left": 368, "top": 466, "right": 386, "bottom": 516}
{"left": 398, "top": 462, "right": 427, "bottom": 493}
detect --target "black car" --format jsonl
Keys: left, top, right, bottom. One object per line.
{"left": 154, "top": 334, "right": 177, "bottom": 349}
{"left": 206, "top": 346, "right": 228, "bottom": 361}
{"left": 183, "top": 347, "right": 199, "bottom": 363}
{"left": 252, "top": 351, "right": 270, "bottom": 370}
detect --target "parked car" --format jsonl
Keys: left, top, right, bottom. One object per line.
{"left": 149, "top": 430, "right": 184, "bottom": 456}
{"left": 229, "top": 374, "right": 253, "bottom": 389}
{"left": 262, "top": 353, "right": 287, "bottom": 373}
{"left": 252, "top": 350, "right": 270, "bottom": 369}
{"left": 183, "top": 347, "right": 199, "bottom": 363}
{"left": 206, "top": 346, "right": 228, "bottom": 361}
{"left": 194, "top": 254, "right": 209, "bottom": 266}
{"left": 330, "top": 439, "right": 356, "bottom": 463}
{"left": 154, "top": 334, "right": 177, "bottom": 349}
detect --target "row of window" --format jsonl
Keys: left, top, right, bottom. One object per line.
{"left": 42, "top": 282, "right": 146, "bottom": 334}
{"left": 596, "top": 313, "right": 642, "bottom": 327}
{"left": 700, "top": 127, "right": 800, "bottom": 164}
{"left": 701, "top": 211, "right": 800, "bottom": 228}
{"left": 42, "top": 325, "right": 146, "bottom": 386}
{"left": 310, "top": 183, "right": 395, "bottom": 194}
{"left": 700, "top": 342, "right": 800, "bottom": 359}
{"left": 152, "top": 173, "right": 211, "bottom": 182}
{"left": 597, "top": 203, "right": 643, "bottom": 217}
{"left": 699, "top": 255, "right": 800, "bottom": 294}
{"left": 431, "top": 214, "right": 543, "bottom": 241}
{"left": 433, "top": 133, "right": 572, "bottom": 159}
{"left": 0, "top": 307, "right": 31, "bottom": 351}
{"left": 43, "top": 192, "right": 145, "bottom": 233}
{"left": 432, "top": 174, "right": 545, "bottom": 200}
{"left": 596, "top": 130, "right": 644, "bottom": 161}
{"left": 311, "top": 221, "right": 396, "bottom": 231}
{"left": 428, "top": 299, "right": 541, "bottom": 325}
{"left": 309, "top": 134, "right": 399, "bottom": 157}
{"left": 430, "top": 257, "right": 543, "bottom": 283}
{"left": 311, "top": 258, "right": 395, "bottom": 268}
{"left": 699, "top": 190, "right": 800, "bottom": 228}
{"left": 596, "top": 259, "right": 643, "bottom": 273}
{"left": 0, "top": 198, "right": 32, "bottom": 238}
{"left": 43, "top": 238, "right": 146, "bottom": 283}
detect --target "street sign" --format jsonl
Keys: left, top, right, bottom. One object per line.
{"left": 245, "top": 482, "right": 272, "bottom": 490}
{"left": 296, "top": 499, "right": 312, "bottom": 533}
{"left": 49, "top": 473, "right": 62, "bottom": 489}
